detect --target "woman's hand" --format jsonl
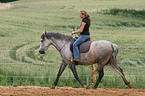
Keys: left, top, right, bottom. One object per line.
{"left": 72, "top": 31, "right": 76, "bottom": 35}
{"left": 72, "top": 22, "right": 86, "bottom": 35}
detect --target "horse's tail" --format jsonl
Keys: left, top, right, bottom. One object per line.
{"left": 110, "top": 43, "right": 119, "bottom": 69}
{"left": 89, "top": 68, "right": 98, "bottom": 75}
{"left": 111, "top": 43, "right": 118, "bottom": 61}
{"left": 110, "top": 44, "right": 125, "bottom": 77}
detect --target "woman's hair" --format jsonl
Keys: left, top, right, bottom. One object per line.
{"left": 80, "top": 10, "right": 91, "bottom": 26}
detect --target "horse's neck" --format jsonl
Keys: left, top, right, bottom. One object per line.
{"left": 50, "top": 37, "right": 72, "bottom": 61}
{"left": 51, "top": 38, "right": 70, "bottom": 52}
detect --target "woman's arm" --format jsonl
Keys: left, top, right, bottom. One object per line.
{"left": 72, "top": 22, "right": 86, "bottom": 35}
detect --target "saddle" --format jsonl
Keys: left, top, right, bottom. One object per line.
{"left": 70, "top": 37, "right": 92, "bottom": 54}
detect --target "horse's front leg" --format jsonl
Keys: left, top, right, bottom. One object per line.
{"left": 69, "top": 63, "right": 89, "bottom": 89}
{"left": 51, "top": 63, "right": 67, "bottom": 89}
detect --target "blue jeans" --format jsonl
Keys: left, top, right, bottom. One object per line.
{"left": 73, "top": 35, "right": 90, "bottom": 59}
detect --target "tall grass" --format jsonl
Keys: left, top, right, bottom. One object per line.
{"left": 0, "top": 64, "right": 144, "bottom": 88}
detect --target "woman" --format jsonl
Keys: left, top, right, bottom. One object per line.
{"left": 72, "top": 10, "right": 91, "bottom": 62}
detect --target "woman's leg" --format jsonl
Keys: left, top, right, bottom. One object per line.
{"left": 73, "top": 35, "right": 90, "bottom": 59}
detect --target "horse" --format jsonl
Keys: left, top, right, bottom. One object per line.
{"left": 39, "top": 32, "right": 132, "bottom": 89}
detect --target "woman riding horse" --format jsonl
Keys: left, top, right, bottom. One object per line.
{"left": 39, "top": 32, "right": 133, "bottom": 89}
{"left": 72, "top": 10, "right": 91, "bottom": 62}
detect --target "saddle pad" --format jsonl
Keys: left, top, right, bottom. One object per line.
{"left": 79, "top": 41, "right": 92, "bottom": 53}
{"left": 70, "top": 40, "right": 92, "bottom": 53}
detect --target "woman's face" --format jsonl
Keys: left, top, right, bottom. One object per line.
{"left": 80, "top": 12, "right": 85, "bottom": 19}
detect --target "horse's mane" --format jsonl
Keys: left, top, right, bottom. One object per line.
{"left": 45, "top": 32, "right": 73, "bottom": 42}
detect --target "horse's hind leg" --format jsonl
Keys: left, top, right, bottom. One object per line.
{"left": 93, "top": 65, "right": 104, "bottom": 88}
{"left": 69, "top": 64, "right": 89, "bottom": 89}
{"left": 111, "top": 59, "right": 133, "bottom": 88}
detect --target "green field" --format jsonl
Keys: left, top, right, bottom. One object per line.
{"left": 0, "top": 0, "right": 145, "bottom": 88}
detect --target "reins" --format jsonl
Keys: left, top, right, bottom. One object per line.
{"left": 50, "top": 39, "right": 68, "bottom": 52}
{"left": 58, "top": 41, "right": 68, "bottom": 52}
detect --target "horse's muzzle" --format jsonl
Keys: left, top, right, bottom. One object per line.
{"left": 39, "top": 50, "right": 45, "bottom": 54}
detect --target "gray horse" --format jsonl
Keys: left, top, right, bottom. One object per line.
{"left": 39, "top": 32, "right": 132, "bottom": 89}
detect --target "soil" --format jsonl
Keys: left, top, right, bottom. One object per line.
{"left": 0, "top": 86, "right": 145, "bottom": 96}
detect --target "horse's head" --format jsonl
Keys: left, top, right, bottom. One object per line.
{"left": 39, "top": 32, "right": 51, "bottom": 54}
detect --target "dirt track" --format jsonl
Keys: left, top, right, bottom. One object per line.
{"left": 0, "top": 86, "right": 145, "bottom": 96}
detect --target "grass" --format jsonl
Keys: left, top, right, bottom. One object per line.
{"left": 102, "top": 8, "right": 145, "bottom": 19}
{"left": 0, "top": 0, "right": 145, "bottom": 88}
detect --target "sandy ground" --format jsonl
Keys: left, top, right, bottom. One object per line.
{"left": 0, "top": 86, "right": 145, "bottom": 96}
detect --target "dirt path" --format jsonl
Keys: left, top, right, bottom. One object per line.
{"left": 0, "top": 86, "right": 145, "bottom": 96}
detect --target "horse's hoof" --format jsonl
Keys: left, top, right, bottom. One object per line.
{"left": 127, "top": 82, "right": 133, "bottom": 89}
{"left": 50, "top": 86, "right": 55, "bottom": 89}
{"left": 92, "top": 87, "right": 97, "bottom": 89}
{"left": 84, "top": 85, "right": 89, "bottom": 89}
{"left": 86, "top": 85, "right": 90, "bottom": 89}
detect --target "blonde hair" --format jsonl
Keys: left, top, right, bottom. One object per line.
{"left": 80, "top": 10, "right": 91, "bottom": 25}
